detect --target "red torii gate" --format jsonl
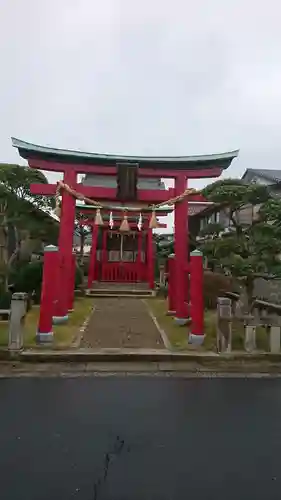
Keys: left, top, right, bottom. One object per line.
{"left": 12, "top": 137, "right": 238, "bottom": 343}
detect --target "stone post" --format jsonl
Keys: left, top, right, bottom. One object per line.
{"left": 268, "top": 313, "right": 281, "bottom": 353}
{"left": 189, "top": 250, "right": 204, "bottom": 345}
{"left": 244, "top": 321, "right": 256, "bottom": 353}
{"left": 216, "top": 297, "right": 232, "bottom": 353}
{"left": 8, "top": 292, "right": 28, "bottom": 351}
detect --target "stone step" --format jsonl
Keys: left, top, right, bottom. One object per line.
{"left": 85, "top": 292, "right": 154, "bottom": 298}
{"left": 92, "top": 281, "right": 150, "bottom": 291}
{"left": 86, "top": 288, "right": 155, "bottom": 298}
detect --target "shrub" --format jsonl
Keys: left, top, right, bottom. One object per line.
{"left": 9, "top": 260, "right": 84, "bottom": 302}
{"left": 12, "top": 261, "right": 43, "bottom": 296}
{"left": 0, "top": 290, "right": 12, "bottom": 309}
{"left": 203, "top": 270, "right": 236, "bottom": 309}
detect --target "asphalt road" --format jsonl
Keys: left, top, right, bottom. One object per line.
{"left": 1, "top": 376, "right": 281, "bottom": 500}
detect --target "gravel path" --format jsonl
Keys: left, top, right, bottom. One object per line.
{"left": 82, "top": 298, "right": 164, "bottom": 349}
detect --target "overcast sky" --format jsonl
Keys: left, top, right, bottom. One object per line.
{"left": 1, "top": 0, "right": 281, "bottom": 230}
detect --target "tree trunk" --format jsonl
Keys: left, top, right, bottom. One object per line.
{"left": 240, "top": 278, "right": 255, "bottom": 325}
{"left": 19, "top": 233, "right": 33, "bottom": 262}
{"left": 0, "top": 217, "right": 9, "bottom": 292}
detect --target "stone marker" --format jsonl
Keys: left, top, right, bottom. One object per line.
{"left": 244, "top": 319, "right": 256, "bottom": 353}
{"left": 217, "top": 297, "right": 232, "bottom": 353}
{"left": 234, "top": 298, "right": 243, "bottom": 319}
{"left": 268, "top": 313, "right": 281, "bottom": 354}
{"left": 8, "top": 292, "right": 28, "bottom": 351}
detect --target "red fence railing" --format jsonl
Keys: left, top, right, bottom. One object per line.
{"left": 101, "top": 262, "right": 145, "bottom": 282}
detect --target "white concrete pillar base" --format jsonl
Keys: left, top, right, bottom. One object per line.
{"left": 188, "top": 333, "right": 205, "bottom": 345}
{"left": 244, "top": 326, "right": 256, "bottom": 352}
{"left": 36, "top": 331, "right": 54, "bottom": 344}
{"left": 52, "top": 315, "right": 69, "bottom": 325}
{"left": 174, "top": 317, "right": 190, "bottom": 326}
{"left": 270, "top": 326, "right": 280, "bottom": 353}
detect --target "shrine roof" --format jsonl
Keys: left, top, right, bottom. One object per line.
{"left": 12, "top": 138, "right": 239, "bottom": 171}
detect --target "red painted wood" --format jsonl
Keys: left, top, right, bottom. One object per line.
{"left": 54, "top": 169, "right": 77, "bottom": 319}
{"left": 30, "top": 183, "right": 175, "bottom": 203}
{"left": 137, "top": 231, "right": 143, "bottom": 281}
{"left": 102, "top": 229, "right": 107, "bottom": 276}
{"left": 77, "top": 186, "right": 175, "bottom": 202}
{"left": 68, "top": 253, "right": 76, "bottom": 311}
{"left": 93, "top": 259, "right": 100, "bottom": 281}
{"left": 147, "top": 229, "right": 154, "bottom": 290}
{"left": 37, "top": 246, "right": 58, "bottom": 335}
{"left": 28, "top": 159, "right": 222, "bottom": 179}
{"left": 30, "top": 183, "right": 206, "bottom": 205}
{"left": 72, "top": 166, "right": 221, "bottom": 180}
{"left": 101, "top": 262, "right": 143, "bottom": 283}
{"left": 174, "top": 174, "right": 188, "bottom": 319}
{"left": 30, "top": 184, "right": 56, "bottom": 195}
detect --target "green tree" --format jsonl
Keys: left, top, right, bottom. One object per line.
{"left": 200, "top": 179, "right": 281, "bottom": 315}
{"left": 0, "top": 163, "right": 52, "bottom": 210}
{"left": 0, "top": 164, "right": 57, "bottom": 289}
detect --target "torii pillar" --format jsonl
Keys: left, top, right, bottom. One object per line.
{"left": 53, "top": 170, "right": 77, "bottom": 323}
{"left": 174, "top": 173, "right": 189, "bottom": 325}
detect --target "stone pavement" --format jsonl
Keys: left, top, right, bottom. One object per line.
{"left": 81, "top": 297, "right": 164, "bottom": 349}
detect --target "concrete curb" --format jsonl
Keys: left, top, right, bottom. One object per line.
{"left": 71, "top": 306, "right": 95, "bottom": 348}
{"left": 1, "top": 349, "right": 281, "bottom": 365}
{"left": 86, "top": 294, "right": 154, "bottom": 299}
{"left": 142, "top": 299, "right": 172, "bottom": 350}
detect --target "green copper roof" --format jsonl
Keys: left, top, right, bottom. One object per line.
{"left": 12, "top": 137, "right": 239, "bottom": 171}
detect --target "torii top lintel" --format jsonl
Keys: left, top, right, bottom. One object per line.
{"left": 12, "top": 138, "right": 239, "bottom": 177}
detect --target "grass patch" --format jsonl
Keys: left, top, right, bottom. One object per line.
{"left": 0, "top": 297, "right": 94, "bottom": 349}
{"left": 145, "top": 298, "right": 269, "bottom": 352}
{"left": 0, "top": 322, "right": 8, "bottom": 347}
{"left": 145, "top": 298, "right": 190, "bottom": 350}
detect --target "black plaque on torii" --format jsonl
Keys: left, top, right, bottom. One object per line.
{"left": 116, "top": 162, "right": 138, "bottom": 202}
